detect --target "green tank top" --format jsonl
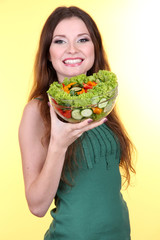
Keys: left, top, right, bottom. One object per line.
{"left": 44, "top": 124, "right": 131, "bottom": 240}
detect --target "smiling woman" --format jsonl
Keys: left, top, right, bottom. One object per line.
{"left": 18, "top": 6, "right": 135, "bottom": 240}
{"left": 49, "top": 17, "right": 95, "bottom": 83}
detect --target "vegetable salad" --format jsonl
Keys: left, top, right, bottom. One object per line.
{"left": 47, "top": 70, "right": 118, "bottom": 122}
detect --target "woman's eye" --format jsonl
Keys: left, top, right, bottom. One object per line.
{"left": 54, "top": 39, "right": 65, "bottom": 44}
{"left": 78, "top": 38, "right": 90, "bottom": 43}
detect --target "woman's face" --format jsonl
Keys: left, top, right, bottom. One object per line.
{"left": 49, "top": 17, "right": 95, "bottom": 83}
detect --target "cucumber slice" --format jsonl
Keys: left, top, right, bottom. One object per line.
{"left": 103, "top": 101, "right": 113, "bottom": 112}
{"left": 98, "top": 98, "right": 108, "bottom": 108}
{"left": 81, "top": 108, "right": 93, "bottom": 117}
{"left": 70, "top": 87, "right": 82, "bottom": 92}
{"left": 91, "top": 96, "right": 100, "bottom": 105}
{"left": 71, "top": 109, "right": 83, "bottom": 120}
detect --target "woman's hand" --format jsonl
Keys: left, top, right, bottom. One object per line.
{"left": 49, "top": 103, "right": 107, "bottom": 150}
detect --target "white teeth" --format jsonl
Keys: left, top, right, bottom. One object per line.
{"left": 64, "top": 59, "right": 82, "bottom": 64}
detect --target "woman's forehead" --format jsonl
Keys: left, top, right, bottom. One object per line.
{"left": 53, "top": 17, "right": 89, "bottom": 36}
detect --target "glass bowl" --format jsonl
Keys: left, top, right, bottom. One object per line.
{"left": 48, "top": 87, "right": 118, "bottom": 123}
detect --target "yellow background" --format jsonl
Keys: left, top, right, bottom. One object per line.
{"left": 0, "top": 0, "right": 160, "bottom": 239}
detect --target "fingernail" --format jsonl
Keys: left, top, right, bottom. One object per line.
{"left": 48, "top": 102, "right": 51, "bottom": 107}
{"left": 88, "top": 119, "right": 93, "bottom": 123}
{"left": 103, "top": 117, "right": 108, "bottom": 122}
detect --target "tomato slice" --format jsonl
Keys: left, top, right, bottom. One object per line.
{"left": 56, "top": 107, "right": 63, "bottom": 114}
{"left": 62, "top": 110, "right": 72, "bottom": 119}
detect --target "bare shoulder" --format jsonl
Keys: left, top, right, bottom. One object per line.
{"left": 22, "top": 99, "right": 42, "bottom": 120}
{"left": 20, "top": 99, "right": 44, "bottom": 129}
{"left": 18, "top": 99, "right": 46, "bottom": 148}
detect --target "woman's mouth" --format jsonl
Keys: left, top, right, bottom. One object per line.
{"left": 63, "top": 58, "right": 84, "bottom": 66}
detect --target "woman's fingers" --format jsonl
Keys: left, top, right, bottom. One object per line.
{"left": 49, "top": 102, "right": 108, "bottom": 144}
{"left": 71, "top": 118, "right": 93, "bottom": 130}
{"left": 72, "top": 116, "right": 107, "bottom": 133}
{"left": 49, "top": 104, "right": 56, "bottom": 117}
{"left": 82, "top": 117, "right": 107, "bottom": 132}
{"left": 49, "top": 103, "right": 62, "bottom": 125}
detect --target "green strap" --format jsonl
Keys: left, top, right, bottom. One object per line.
{"left": 34, "top": 97, "right": 43, "bottom": 101}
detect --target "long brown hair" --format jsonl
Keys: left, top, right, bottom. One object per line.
{"left": 28, "top": 6, "right": 135, "bottom": 187}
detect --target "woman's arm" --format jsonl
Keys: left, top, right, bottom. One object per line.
{"left": 19, "top": 100, "right": 67, "bottom": 217}
{"left": 19, "top": 100, "right": 106, "bottom": 217}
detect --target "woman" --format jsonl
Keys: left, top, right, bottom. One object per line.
{"left": 19, "top": 6, "right": 135, "bottom": 240}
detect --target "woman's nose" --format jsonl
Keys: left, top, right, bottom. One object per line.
{"left": 67, "top": 42, "right": 78, "bottom": 54}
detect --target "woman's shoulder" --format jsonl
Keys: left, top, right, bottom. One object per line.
{"left": 24, "top": 99, "right": 41, "bottom": 116}
{"left": 21, "top": 98, "right": 44, "bottom": 128}
{"left": 19, "top": 99, "right": 45, "bottom": 141}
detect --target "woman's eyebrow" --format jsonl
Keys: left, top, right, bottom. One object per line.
{"left": 52, "top": 34, "right": 66, "bottom": 39}
{"left": 53, "top": 33, "right": 90, "bottom": 39}
{"left": 77, "top": 33, "right": 90, "bottom": 37}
